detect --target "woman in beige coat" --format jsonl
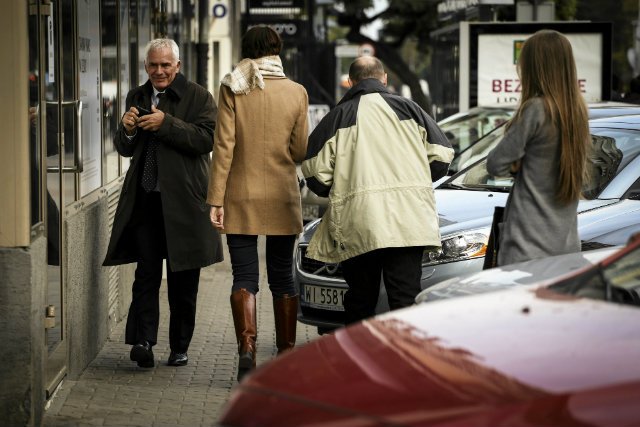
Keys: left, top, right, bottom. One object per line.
{"left": 207, "top": 26, "right": 308, "bottom": 381}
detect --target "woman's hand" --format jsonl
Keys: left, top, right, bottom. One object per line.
{"left": 510, "top": 160, "right": 522, "bottom": 175}
{"left": 210, "top": 206, "right": 224, "bottom": 230}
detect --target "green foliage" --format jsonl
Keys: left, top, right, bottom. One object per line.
{"left": 556, "top": 0, "right": 578, "bottom": 20}
{"left": 329, "top": 0, "right": 640, "bottom": 104}
{"left": 331, "top": 0, "right": 439, "bottom": 69}
{"left": 379, "top": 0, "right": 438, "bottom": 53}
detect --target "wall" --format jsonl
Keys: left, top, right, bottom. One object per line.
{"left": 65, "top": 189, "right": 134, "bottom": 379}
{"left": 0, "top": 0, "right": 29, "bottom": 247}
{"left": 0, "top": 1, "right": 44, "bottom": 425}
{"left": 0, "top": 237, "right": 47, "bottom": 427}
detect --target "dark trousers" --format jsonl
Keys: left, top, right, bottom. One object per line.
{"left": 125, "top": 191, "right": 200, "bottom": 352}
{"left": 341, "top": 246, "right": 425, "bottom": 325}
{"left": 226, "top": 234, "right": 297, "bottom": 297}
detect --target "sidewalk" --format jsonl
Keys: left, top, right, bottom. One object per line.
{"left": 43, "top": 241, "right": 319, "bottom": 427}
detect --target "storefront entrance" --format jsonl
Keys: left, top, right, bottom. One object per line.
{"left": 28, "top": 0, "right": 100, "bottom": 397}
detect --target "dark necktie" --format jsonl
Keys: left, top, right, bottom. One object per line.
{"left": 141, "top": 92, "right": 164, "bottom": 192}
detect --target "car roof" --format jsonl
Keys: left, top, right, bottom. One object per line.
{"left": 589, "top": 113, "right": 640, "bottom": 126}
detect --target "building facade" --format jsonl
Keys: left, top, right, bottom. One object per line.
{"left": 0, "top": 1, "right": 237, "bottom": 425}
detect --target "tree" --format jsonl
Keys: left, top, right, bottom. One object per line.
{"left": 330, "top": 0, "right": 440, "bottom": 113}
{"left": 556, "top": 0, "right": 578, "bottom": 20}
{"left": 576, "top": 0, "right": 638, "bottom": 94}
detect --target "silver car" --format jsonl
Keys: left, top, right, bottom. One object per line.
{"left": 296, "top": 114, "right": 640, "bottom": 334}
{"left": 299, "top": 105, "right": 514, "bottom": 223}
{"left": 450, "top": 102, "right": 640, "bottom": 175}
{"left": 301, "top": 103, "right": 640, "bottom": 222}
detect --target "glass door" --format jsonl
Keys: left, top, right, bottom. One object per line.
{"left": 29, "top": 0, "right": 83, "bottom": 397}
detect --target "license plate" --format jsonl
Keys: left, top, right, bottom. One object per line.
{"left": 301, "top": 284, "right": 345, "bottom": 311}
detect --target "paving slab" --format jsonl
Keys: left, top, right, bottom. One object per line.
{"left": 44, "top": 238, "right": 320, "bottom": 427}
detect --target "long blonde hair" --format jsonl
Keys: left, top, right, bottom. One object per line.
{"left": 509, "top": 30, "right": 590, "bottom": 204}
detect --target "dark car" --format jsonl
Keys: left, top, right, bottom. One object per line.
{"left": 219, "top": 234, "right": 640, "bottom": 427}
{"left": 296, "top": 113, "right": 640, "bottom": 334}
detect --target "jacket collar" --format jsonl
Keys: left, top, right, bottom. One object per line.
{"left": 143, "top": 72, "right": 187, "bottom": 101}
{"left": 337, "top": 78, "right": 389, "bottom": 106}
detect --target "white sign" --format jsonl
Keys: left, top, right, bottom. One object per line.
{"left": 477, "top": 33, "right": 602, "bottom": 106}
{"left": 47, "top": 15, "right": 55, "bottom": 83}
{"left": 210, "top": 0, "right": 230, "bottom": 36}
{"left": 77, "top": 0, "right": 102, "bottom": 196}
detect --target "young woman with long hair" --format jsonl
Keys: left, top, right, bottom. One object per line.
{"left": 486, "top": 29, "right": 591, "bottom": 266}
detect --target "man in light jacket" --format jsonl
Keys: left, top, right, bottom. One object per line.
{"left": 302, "top": 56, "right": 454, "bottom": 324}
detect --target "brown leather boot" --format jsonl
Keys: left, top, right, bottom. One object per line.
{"left": 230, "top": 289, "right": 257, "bottom": 381}
{"left": 273, "top": 294, "right": 299, "bottom": 354}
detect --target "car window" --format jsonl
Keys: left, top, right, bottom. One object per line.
{"left": 445, "top": 126, "right": 640, "bottom": 196}
{"left": 440, "top": 109, "right": 512, "bottom": 155}
{"left": 588, "top": 128, "right": 640, "bottom": 173}
{"left": 549, "top": 242, "right": 640, "bottom": 307}
{"left": 449, "top": 125, "right": 506, "bottom": 174}
{"left": 622, "top": 175, "right": 640, "bottom": 200}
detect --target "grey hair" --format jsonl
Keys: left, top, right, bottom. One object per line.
{"left": 145, "top": 38, "right": 180, "bottom": 63}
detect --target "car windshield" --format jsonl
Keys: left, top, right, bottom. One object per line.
{"left": 442, "top": 125, "right": 640, "bottom": 196}
{"left": 439, "top": 108, "right": 512, "bottom": 155}
{"left": 548, "top": 240, "right": 640, "bottom": 307}
{"left": 449, "top": 124, "right": 506, "bottom": 175}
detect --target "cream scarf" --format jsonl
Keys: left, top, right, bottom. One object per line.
{"left": 221, "top": 55, "right": 286, "bottom": 95}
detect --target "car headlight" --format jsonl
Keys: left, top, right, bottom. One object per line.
{"left": 423, "top": 230, "right": 489, "bottom": 265}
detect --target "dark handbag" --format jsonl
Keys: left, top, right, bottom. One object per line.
{"left": 483, "top": 206, "right": 504, "bottom": 270}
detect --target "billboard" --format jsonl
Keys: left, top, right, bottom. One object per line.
{"left": 458, "top": 22, "right": 612, "bottom": 111}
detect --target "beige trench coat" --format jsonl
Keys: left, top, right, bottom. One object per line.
{"left": 207, "top": 76, "right": 309, "bottom": 235}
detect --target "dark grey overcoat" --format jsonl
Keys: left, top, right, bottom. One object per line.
{"left": 103, "top": 73, "right": 223, "bottom": 271}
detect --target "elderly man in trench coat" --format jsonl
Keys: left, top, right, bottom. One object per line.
{"left": 103, "top": 38, "right": 222, "bottom": 368}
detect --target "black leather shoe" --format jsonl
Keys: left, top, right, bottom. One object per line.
{"left": 168, "top": 351, "right": 188, "bottom": 366}
{"left": 130, "top": 341, "right": 154, "bottom": 368}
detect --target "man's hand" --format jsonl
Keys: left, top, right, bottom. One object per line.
{"left": 210, "top": 206, "right": 224, "bottom": 230}
{"left": 122, "top": 107, "right": 141, "bottom": 135}
{"left": 136, "top": 104, "right": 165, "bottom": 132}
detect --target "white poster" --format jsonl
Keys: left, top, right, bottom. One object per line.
{"left": 77, "top": 0, "right": 102, "bottom": 196}
{"left": 138, "top": 0, "right": 151, "bottom": 85}
{"left": 477, "top": 33, "right": 603, "bottom": 106}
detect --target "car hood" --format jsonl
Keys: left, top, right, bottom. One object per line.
{"left": 435, "top": 189, "right": 618, "bottom": 234}
{"left": 299, "top": 190, "right": 620, "bottom": 245}
{"left": 219, "top": 287, "right": 640, "bottom": 427}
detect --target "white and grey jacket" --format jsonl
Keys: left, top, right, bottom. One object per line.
{"left": 302, "top": 79, "right": 454, "bottom": 263}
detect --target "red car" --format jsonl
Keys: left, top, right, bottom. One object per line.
{"left": 218, "top": 234, "right": 640, "bottom": 427}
